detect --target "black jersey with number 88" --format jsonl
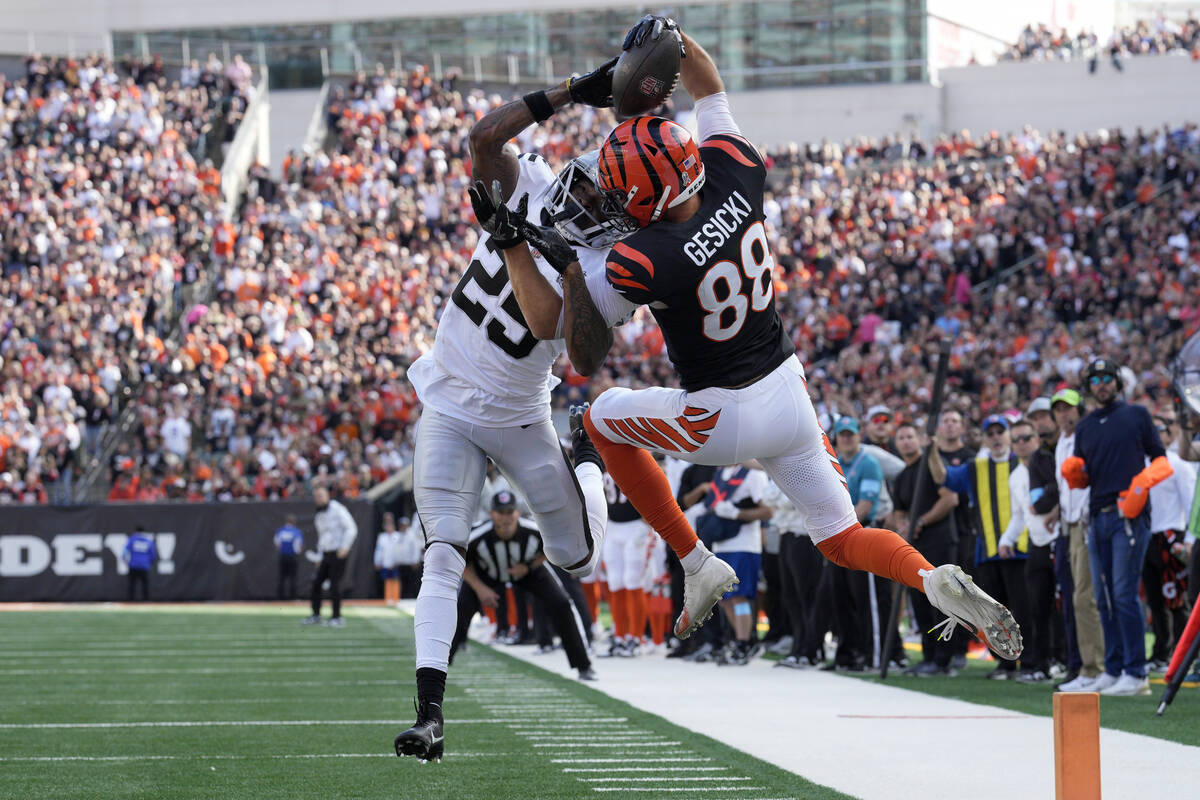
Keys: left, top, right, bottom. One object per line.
{"left": 604, "top": 134, "right": 793, "bottom": 392}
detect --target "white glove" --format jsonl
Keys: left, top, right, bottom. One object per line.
{"left": 712, "top": 500, "right": 741, "bottom": 520}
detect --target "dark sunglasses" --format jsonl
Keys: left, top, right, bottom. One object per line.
{"left": 1155, "top": 426, "right": 1168, "bottom": 434}
{"left": 1013, "top": 434, "right": 1035, "bottom": 443}
{"left": 1088, "top": 375, "right": 1115, "bottom": 386}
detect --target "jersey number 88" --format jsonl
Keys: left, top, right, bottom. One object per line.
{"left": 696, "top": 221, "right": 775, "bottom": 342}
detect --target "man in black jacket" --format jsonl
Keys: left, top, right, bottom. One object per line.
{"left": 893, "top": 422, "right": 961, "bottom": 676}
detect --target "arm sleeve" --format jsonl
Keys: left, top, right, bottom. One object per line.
{"left": 1143, "top": 408, "right": 1167, "bottom": 460}
{"left": 1030, "top": 454, "right": 1060, "bottom": 514}
{"left": 865, "top": 445, "right": 907, "bottom": 481}
{"left": 745, "top": 470, "right": 768, "bottom": 504}
{"left": 694, "top": 92, "right": 741, "bottom": 140}
{"left": 555, "top": 262, "right": 640, "bottom": 338}
{"left": 945, "top": 463, "right": 972, "bottom": 496}
{"left": 1000, "top": 477, "right": 1026, "bottom": 549}
{"left": 605, "top": 243, "right": 656, "bottom": 306}
{"left": 338, "top": 504, "right": 358, "bottom": 550}
{"left": 857, "top": 458, "right": 884, "bottom": 504}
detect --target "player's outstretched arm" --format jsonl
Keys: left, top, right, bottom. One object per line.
{"left": 469, "top": 59, "right": 616, "bottom": 198}
{"left": 678, "top": 32, "right": 723, "bottom": 101}
{"left": 562, "top": 263, "right": 613, "bottom": 376}
{"left": 469, "top": 83, "right": 571, "bottom": 199}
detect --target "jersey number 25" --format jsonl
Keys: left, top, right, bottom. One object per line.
{"left": 696, "top": 221, "right": 775, "bottom": 342}
{"left": 451, "top": 237, "right": 538, "bottom": 359}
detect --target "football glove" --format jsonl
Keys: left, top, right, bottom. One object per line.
{"left": 567, "top": 57, "right": 618, "bottom": 108}
{"left": 1117, "top": 455, "right": 1174, "bottom": 519}
{"left": 1061, "top": 456, "right": 1089, "bottom": 489}
{"left": 622, "top": 14, "right": 686, "bottom": 58}
{"left": 518, "top": 219, "right": 578, "bottom": 275}
{"left": 468, "top": 179, "right": 526, "bottom": 249}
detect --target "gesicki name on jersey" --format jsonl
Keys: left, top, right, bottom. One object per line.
{"left": 683, "top": 191, "right": 754, "bottom": 267}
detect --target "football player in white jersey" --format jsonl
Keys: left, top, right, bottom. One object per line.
{"left": 395, "top": 61, "right": 639, "bottom": 762}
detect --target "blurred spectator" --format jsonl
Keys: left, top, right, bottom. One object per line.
{"left": 123, "top": 526, "right": 157, "bottom": 601}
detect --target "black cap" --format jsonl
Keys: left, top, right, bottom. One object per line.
{"left": 492, "top": 490, "right": 517, "bottom": 511}
{"left": 1086, "top": 358, "right": 1119, "bottom": 380}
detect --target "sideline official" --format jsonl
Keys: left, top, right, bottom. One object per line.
{"left": 304, "top": 486, "right": 358, "bottom": 627}
{"left": 451, "top": 491, "right": 595, "bottom": 681}
{"left": 1063, "top": 359, "right": 1173, "bottom": 696}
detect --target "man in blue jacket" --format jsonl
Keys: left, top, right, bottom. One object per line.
{"left": 1062, "top": 359, "right": 1173, "bottom": 696}
{"left": 123, "top": 527, "right": 157, "bottom": 601}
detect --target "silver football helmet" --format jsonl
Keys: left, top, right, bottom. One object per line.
{"left": 543, "top": 150, "right": 638, "bottom": 250}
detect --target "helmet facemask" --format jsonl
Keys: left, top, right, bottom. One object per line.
{"left": 544, "top": 151, "right": 638, "bottom": 249}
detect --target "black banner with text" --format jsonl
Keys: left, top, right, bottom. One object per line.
{"left": 0, "top": 501, "right": 378, "bottom": 602}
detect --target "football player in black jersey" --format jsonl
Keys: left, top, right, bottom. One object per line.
{"left": 531, "top": 16, "right": 1025, "bottom": 661}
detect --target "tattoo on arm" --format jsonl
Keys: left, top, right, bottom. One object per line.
{"left": 563, "top": 265, "right": 612, "bottom": 376}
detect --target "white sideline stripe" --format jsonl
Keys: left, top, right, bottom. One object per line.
{"left": 584, "top": 777, "right": 752, "bottom": 783}
{"left": 0, "top": 753, "right": 497, "bottom": 763}
{"left": 591, "top": 788, "right": 765, "bottom": 793}
{"left": 552, "top": 758, "right": 714, "bottom": 764}
{"left": 0, "top": 719, "right": 505, "bottom": 729}
{"left": 564, "top": 767, "right": 729, "bottom": 773}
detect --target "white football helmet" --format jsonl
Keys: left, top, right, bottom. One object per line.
{"left": 543, "top": 150, "right": 638, "bottom": 249}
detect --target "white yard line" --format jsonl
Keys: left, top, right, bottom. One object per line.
{"left": 589, "top": 787, "right": 766, "bottom": 793}
{"left": 563, "top": 767, "right": 729, "bottom": 773}
{"left": 495, "top": 638, "right": 1200, "bottom": 800}
{"left": 550, "top": 758, "right": 714, "bottom": 764}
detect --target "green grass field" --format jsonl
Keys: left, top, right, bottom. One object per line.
{"left": 0, "top": 606, "right": 849, "bottom": 800}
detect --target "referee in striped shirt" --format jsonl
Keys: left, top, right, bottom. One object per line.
{"left": 450, "top": 491, "right": 596, "bottom": 681}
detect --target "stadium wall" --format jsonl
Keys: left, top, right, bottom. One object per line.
{"left": 0, "top": 501, "right": 377, "bottom": 602}
{"left": 939, "top": 54, "right": 1200, "bottom": 137}
{"left": 728, "top": 52, "right": 1200, "bottom": 148}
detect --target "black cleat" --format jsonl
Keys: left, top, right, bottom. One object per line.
{"left": 394, "top": 700, "right": 444, "bottom": 763}
{"left": 569, "top": 404, "right": 604, "bottom": 471}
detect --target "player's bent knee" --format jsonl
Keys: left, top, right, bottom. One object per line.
{"left": 420, "top": 542, "right": 467, "bottom": 599}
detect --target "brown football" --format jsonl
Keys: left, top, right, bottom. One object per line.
{"left": 611, "top": 30, "right": 682, "bottom": 117}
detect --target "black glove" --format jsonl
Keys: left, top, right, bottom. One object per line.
{"left": 622, "top": 14, "right": 686, "bottom": 58}
{"left": 567, "top": 57, "right": 618, "bottom": 108}
{"left": 519, "top": 219, "right": 578, "bottom": 275}
{"left": 468, "top": 179, "right": 526, "bottom": 249}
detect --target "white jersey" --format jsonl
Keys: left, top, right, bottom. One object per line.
{"left": 409, "top": 152, "right": 636, "bottom": 427}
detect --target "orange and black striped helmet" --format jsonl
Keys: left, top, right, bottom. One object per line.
{"left": 597, "top": 116, "right": 705, "bottom": 227}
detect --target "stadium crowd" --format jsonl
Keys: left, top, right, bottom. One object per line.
{"left": 1003, "top": 16, "right": 1200, "bottom": 63}
{"left": 0, "top": 53, "right": 251, "bottom": 504}
{"left": 3, "top": 58, "right": 1200, "bottom": 509}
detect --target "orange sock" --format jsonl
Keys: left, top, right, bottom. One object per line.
{"left": 584, "top": 409, "right": 699, "bottom": 559}
{"left": 648, "top": 600, "right": 666, "bottom": 645}
{"left": 609, "top": 589, "right": 629, "bottom": 639}
{"left": 385, "top": 578, "right": 399, "bottom": 604}
{"left": 506, "top": 587, "right": 518, "bottom": 630}
{"left": 581, "top": 581, "right": 601, "bottom": 625}
{"left": 628, "top": 589, "right": 648, "bottom": 641}
{"left": 816, "top": 524, "right": 935, "bottom": 591}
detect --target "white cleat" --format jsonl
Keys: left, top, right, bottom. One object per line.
{"left": 674, "top": 555, "right": 737, "bottom": 639}
{"left": 921, "top": 564, "right": 1023, "bottom": 661}
{"left": 1099, "top": 673, "right": 1150, "bottom": 696}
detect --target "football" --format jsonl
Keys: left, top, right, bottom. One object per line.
{"left": 611, "top": 29, "right": 682, "bottom": 117}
